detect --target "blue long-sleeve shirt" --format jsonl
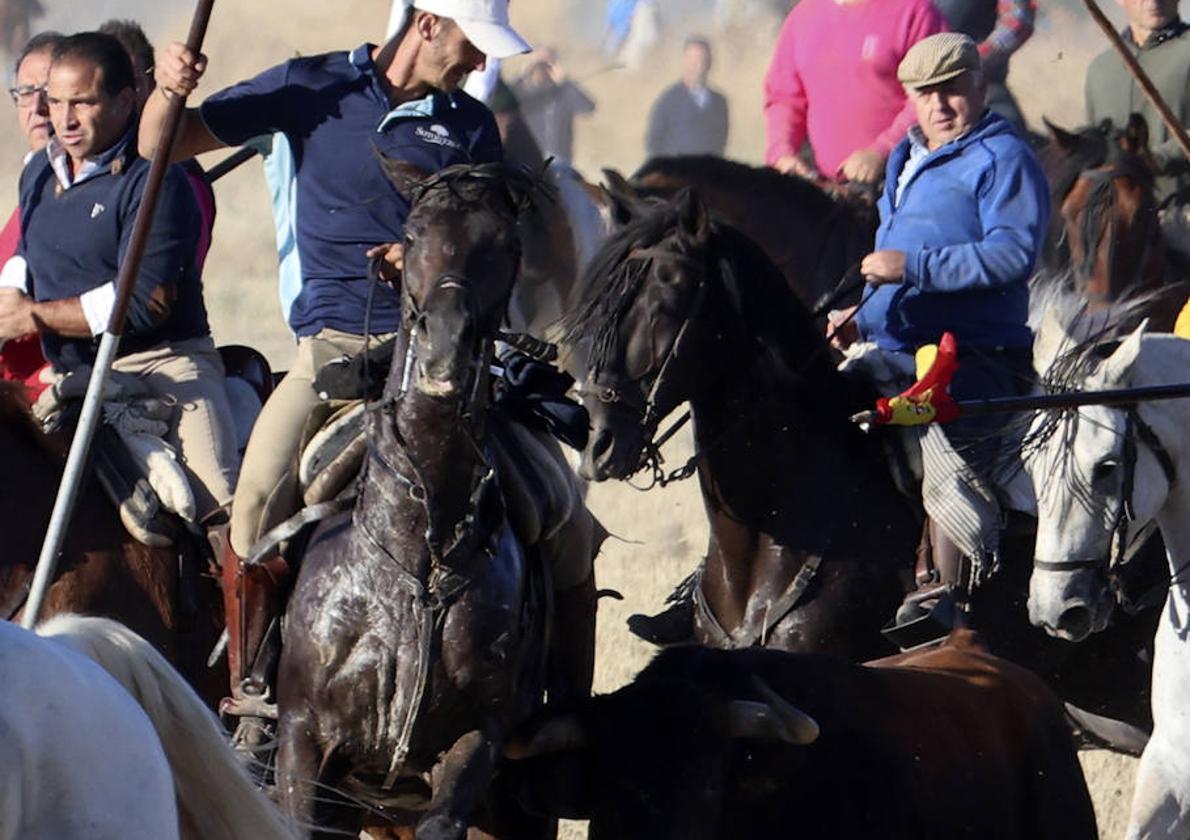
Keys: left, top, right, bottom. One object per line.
{"left": 856, "top": 110, "right": 1050, "bottom": 353}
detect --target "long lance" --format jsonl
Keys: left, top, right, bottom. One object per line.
{"left": 21, "top": 0, "right": 218, "bottom": 629}
{"left": 1083, "top": 0, "right": 1190, "bottom": 163}
{"left": 852, "top": 381, "right": 1190, "bottom": 425}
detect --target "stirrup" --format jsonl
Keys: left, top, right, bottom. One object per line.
{"left": 882, "top": 587, "right": 960, "bottom": 651}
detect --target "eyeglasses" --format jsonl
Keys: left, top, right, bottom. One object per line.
{"left": 8, "top": 84, "right": 45, "bottom": 106}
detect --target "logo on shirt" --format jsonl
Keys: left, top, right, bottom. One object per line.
{"left": 861, "top": 35, "right": 879, "bottom": 61}
{"left": 415, "top": 124, "right": 463, "bottom": 151}
{"left": 90, "top": 203, "right": 106, "bottom": 219}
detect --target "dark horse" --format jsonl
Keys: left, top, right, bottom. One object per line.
{"left": 276, "top": 163, "right": 560, "bottom": 839}
{"left": 0, "top": 382, "right": 227, "bottom": 707}
{"left": 1038, "top": 115, "right": 1183, "bottom": 329}
{"left": 563, "top": 191, "right": 1159, "bottom": 738}
{"left": 625, "top": 155, "right": 879, "bottom": 308}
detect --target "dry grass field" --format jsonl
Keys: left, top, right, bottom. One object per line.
{"left": 1, "top": 1, "right": 1142, "bottom": 836}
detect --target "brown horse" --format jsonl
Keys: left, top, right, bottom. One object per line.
{"left": 0, "top": 381, "right": 227, "bottom": 708}
{"left": 275, "top": 163, "right": 566, "bottom": 839}
{"left": 562, "top": 191, "right": 1160, "bottom": 738}
{"left": 1038, "top": 115, "right": 1182, "bottom": 329}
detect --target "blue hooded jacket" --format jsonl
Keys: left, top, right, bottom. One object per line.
{"left": 855, "top": 111, "right": 1050, "bottom": 353}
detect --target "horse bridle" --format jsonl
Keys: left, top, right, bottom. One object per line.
{"left": 1075, "top": 165, "right": 1159, "bottom": 300}
{"left": 1034, "top": 405, "right": 1176, "bottom": 596}
{"left": 581, "top": 243, "right": 714, "bottom": 484}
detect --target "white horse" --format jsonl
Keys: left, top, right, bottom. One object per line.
{"left": 1025, "top": 317, "right": 1190, "bottom": 840}
{"left": 1, "top": 615, "right": 297, "bottom": 840}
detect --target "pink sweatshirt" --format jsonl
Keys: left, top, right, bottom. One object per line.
{"left": 763, "top": 0, "right": 946, "bottom": 178}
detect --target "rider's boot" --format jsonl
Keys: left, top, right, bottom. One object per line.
{"left": 626, "top": 568, "right": 699, "bottom": 647}
{"left": 219, "top": 535, "right": 289, "bottom": 750}
{"left": 548, "top": 571, "right": 598, "bottom": 709}
{"left": 887, "top": 518, "right": 969, "bottom": 645}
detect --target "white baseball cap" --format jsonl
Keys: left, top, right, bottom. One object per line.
{"left": 389, "top": 0, "right": 533, "bottom": 59}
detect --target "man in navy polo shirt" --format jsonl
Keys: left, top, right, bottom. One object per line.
{"left": 0, "top": 32, "right": 239, "bottom": 530}
{"left": 140, "top": 0, "right": 593, "bottom": 736}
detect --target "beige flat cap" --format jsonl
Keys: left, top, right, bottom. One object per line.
{"left": 897, "top": 33, "right": 981, "bottom": 89}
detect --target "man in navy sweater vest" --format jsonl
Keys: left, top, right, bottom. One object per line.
{"left": 0, "top": 32, "right": 239, "bottom": 531}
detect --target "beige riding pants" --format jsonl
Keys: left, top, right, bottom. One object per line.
{"left": 110, "top": 336, "right": 240, "bottom": 522}
{"left": 229, "top": 328, "right": 394, "bottom": 557}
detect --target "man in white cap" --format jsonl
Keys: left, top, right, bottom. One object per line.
{"left": 138, "top": 0, "right": 540, "bottom": 743}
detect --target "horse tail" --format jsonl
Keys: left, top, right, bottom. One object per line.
{"left": 35, "top": 614, "right": 297, "bottom": 840}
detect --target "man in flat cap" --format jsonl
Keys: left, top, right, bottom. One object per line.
{"left": 833, "top": 33, "right": 1050, "bottom": 638}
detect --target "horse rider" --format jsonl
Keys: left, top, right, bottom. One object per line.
{"left": 0, "top": 30, "right": 59, "bottom": 398}
{"left": 143, "top": 0, "right": 600, "bottom": 739}
{"left": 833, "top": 33, "right": 1049, "bottom": 635}
{"left": 0, "top": 33, "right": 240, "bottom": 537}
{"left": 763, "top": 0, "right": 946, "bottom": 184}
{"left": 931, "top": 0, "right": 1035, "bottom": 135}
{"left": 1085, "top": 0, "right": 1190, "bottom": 259}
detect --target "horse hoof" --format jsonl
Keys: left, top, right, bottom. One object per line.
{"left": 415, "top": 814, "right": 467, "bottom": 840}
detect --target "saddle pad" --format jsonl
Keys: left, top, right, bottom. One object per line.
{"left": 298, "top": 401, "right": 366, "bottom": 496}
{"left": 488, "top": 415, "right": 580, "bottom": 548}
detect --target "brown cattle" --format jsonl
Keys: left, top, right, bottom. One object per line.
{"left": 505, "top": 629, "right": 1096, "bottom": 839}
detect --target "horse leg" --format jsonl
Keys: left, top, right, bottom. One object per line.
{"left": 416, "top": 728, "right": 498, "bottom": 840}
{"left": 275, "top": 709, "right": 322, "bottom": 835}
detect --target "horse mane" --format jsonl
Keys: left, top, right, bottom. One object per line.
{"left": 632, "top": 155, "right": 844, "bottom": 217}
{"left": 407, "top": 161, "right": 555, "bottom": 219}
{"left": 562, "top": 201, "right": 853, "bottom": 418}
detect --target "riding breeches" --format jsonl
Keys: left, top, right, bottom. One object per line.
{"left": 229, "top": 328, "right": 394, "bottom": 558}
{"left": 109, "top": 336, "right": 241, "bottom": 522}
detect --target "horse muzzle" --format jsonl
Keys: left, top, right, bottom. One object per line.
{"left": 580, "top": 411, "right": 647, "bottom": 482}
{"left": 1027, "top": 564, "right": 1114, "bottom": 642}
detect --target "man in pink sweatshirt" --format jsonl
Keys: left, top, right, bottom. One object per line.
{"left": 764, "top": 0, "right": 946, "bottom": 184}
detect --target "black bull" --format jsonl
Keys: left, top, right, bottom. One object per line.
{"left": 505, "top": 631, "right": 1097, "bottom": 840}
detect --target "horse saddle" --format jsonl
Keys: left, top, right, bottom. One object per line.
{"left": 297, "top": 401, "right": 583, "bottom": 552}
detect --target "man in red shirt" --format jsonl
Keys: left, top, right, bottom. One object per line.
{"left": 0, "top": 31, "right": 60, "bottom": 399}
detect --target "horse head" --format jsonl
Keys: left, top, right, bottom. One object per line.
{"left": 563, "top": 188, "right": 733, "bottom": 481}
{"left": 1044, "top": 115, "right": 1163, "bottom": 305}
{"left": 383, "top": 160, "right": 542, "bottom": 402}
{"left": 1025, "top": 318, "right": 1172, "bottom": 642}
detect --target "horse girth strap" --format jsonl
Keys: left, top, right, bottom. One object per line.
{"left": 693, "top": 555, "right": 823, "bottom": 648}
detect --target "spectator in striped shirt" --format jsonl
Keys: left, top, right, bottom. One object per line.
{"left": 933, "top": 0, "right": 1035, "bottom": 133}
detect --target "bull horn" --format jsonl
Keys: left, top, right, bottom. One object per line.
{"left": 504, "top": 714, "right": 588, "bottom": 760}
{"left": 728, "top": 678, "right": 820, "bottom": 745}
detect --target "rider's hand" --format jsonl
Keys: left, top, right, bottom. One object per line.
{"left": 155, "top": 42, "right": 208, "bottom": 100}
{"left": 366, "top": 242, "right": 405, "bottom": 283}
{"left": 0, "top": 288, "right": 36, "bottom": 339}
{"left": 861, "top": 250, "right": 906, "bottom": 285}
{"left": 839, "top": 148, "right": 885, "bottom": 185}
{"left": 826, "top": 306, "right": 859, "bottom": 351}
{"left": 772, "top": 154, "right": 818, "bottom": 180}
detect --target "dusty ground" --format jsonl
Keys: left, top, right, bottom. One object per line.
{"left": 1, "top": 1, "right": 1139, "bottom": 836}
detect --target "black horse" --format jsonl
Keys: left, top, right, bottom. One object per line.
{"left": 563, "top": 190, "right": 1158, "bottom": 739}
{"left": 275, "top": 163, "right": 564, "bottom": 839}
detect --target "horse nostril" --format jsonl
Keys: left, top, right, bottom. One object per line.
{"left": 1057, "top": 605, "right": 1094, "bottom": 641}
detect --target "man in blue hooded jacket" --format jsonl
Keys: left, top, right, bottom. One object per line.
{"left": 840, "top": 33, "right": 1050, "bottom": 629}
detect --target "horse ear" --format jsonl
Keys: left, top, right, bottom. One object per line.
{"left": 1044, "top": 118, "right": 1083, "bottom": 155}
{"left": 379, "top": 155, "right": 433, "bottom": 201}
{"left": 601, "top": 168, "right": 647, "bottom": 227}
{"left": 1097, "top": 319, "right": 1148, "bottom": 385}
{"left": 1120, "top": 112, "right": 1151, "bottom": 156}
{"left": 1033, "top": 308, "right": 1074, "bottom": 377}
{"left": 675, "top": 187, "right": 710, "bottom": 245}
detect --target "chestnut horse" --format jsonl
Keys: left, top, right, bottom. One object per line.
{"left": 1038, "top": 115, "right": 1183, "bottom": 329}
{"left": 0, "top": 382, "right": 226, "bottom": 707}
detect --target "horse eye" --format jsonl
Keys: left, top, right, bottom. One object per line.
{"left": 1091, "top": 459, "right": 1120, "bottom": 485}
